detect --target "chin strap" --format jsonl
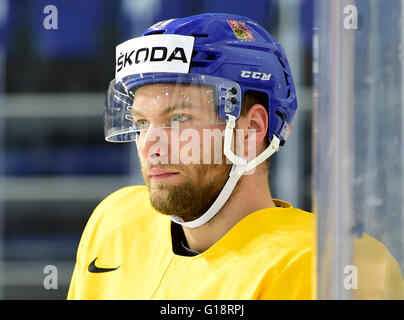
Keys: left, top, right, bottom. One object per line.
{"left": 169, "top": 164, "right": 244, "bottom": 228}
{"left": 169, "top": 114, "right": 281, "bottom": 229}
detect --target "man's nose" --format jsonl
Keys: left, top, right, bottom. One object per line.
{"left": 138, "top": 126, "right": 177, "bottom": 164}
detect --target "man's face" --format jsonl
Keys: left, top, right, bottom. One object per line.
{"left": 132, "top": 83, "right": 232, "bottom": 222}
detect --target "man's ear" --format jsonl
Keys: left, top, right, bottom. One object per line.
{"left": 235, "top": 104, "right": 268, "bottom": 159}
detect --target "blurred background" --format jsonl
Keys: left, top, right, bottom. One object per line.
{"left": 0, "top": 0, "right": 402, "bottom": 300}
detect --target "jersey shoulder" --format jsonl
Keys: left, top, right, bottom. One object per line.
{"left": 224, "top": 204, "right": 314, "bottom": 265}
{"left": 78, "top": 185, "right": 166, "bottom": 252}
{"left": 89, "top": 185, "right": 154, "bottom": 227}
{"left": 226, "top": 205, "right": 314, "bottom": 299}
{"left": 259, "top": 205, "right": 314, "bottom": 250}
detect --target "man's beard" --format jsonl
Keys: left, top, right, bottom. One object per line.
{"left": 142, "top": 163, "right": 232, "bottom": 222}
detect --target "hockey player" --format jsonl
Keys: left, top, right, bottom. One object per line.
{"left": 68, "top": 13, "right": 403, "bottom": 300}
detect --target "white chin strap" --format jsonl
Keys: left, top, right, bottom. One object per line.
{"left": 169, "top": 114, "right": 281, "bottom": 229}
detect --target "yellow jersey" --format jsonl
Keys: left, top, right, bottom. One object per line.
{"left": 67, "top": 185, "right": 315, "bottom": 299}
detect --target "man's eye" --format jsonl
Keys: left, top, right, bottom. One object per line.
{"left": 171, "top": 114, "right": 192, "bottom": 122}
{"left": 135, "top": 119, "right": 150, "bottom": 130}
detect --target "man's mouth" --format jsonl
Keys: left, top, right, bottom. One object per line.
{"left": 148, "top": 168, "right": 181, "bottom": 181}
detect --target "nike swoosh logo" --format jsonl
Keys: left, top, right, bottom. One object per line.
{"left": 88, "top": 258, "right": 120, "bottom": 273}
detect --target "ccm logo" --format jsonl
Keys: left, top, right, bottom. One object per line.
{"left": 240, "top": 71, "right": 272, "bottom": 80}
{"left": 116, "top": 46, "right": 188, "bottom": 73}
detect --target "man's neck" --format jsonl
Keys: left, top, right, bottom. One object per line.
{"left": 182, "top": 168, "right": 275, "bottom": 253}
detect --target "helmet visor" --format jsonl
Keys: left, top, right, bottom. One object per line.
{"left": 104, "top": 73, "right": 241, "bottom": 142}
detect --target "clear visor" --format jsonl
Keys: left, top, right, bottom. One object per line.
{"left": 104, "top": 73, "right": 241, "bottom": 142}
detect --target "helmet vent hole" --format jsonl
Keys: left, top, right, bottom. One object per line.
{"left": 275, "top": 110, "right": 287, "bottom": 121}
{"left": 278, "top": 58, "right": 286, "bottom": 69}
{"left": 284, "top": 72, "right": 289, "bottom": 86}
{"left": 192, "top": 34, "right": 209, "bottom": 38}
{"left": 144, "top": 30, "right": 166, "bottom": 35}
{"left": 191, "top": 61, "right": 208, "bottom": 67}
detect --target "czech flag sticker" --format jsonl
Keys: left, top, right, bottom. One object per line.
{"left": 227, "top": 20, "right": 255, "bottom": 41}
